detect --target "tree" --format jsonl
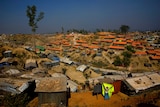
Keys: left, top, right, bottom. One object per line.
{"left": 120, "top": 25, "right": 130, "bottom": 34}
{"left": 26, "top": 5, "right": 44, "bottom": 33}
{"left": 122, "top": 57, "right": 130, "bottom": 67}
{"left": 126, "top": 45, "right": 135, "bottom": 53}
{"left": 113, "top": 56, "right": 122, "bottom": 66}
{"left": 113, "top": 52, "right": 132, "bottom": 67}
{"left": 3, "top": 93, "right": 30, "bottom": 107}
{"left": 122, "top": 51, "right": 132, "bottom": 58}
{"left": 26, "top": 5, "right": 44, "bottom": 52}
{"left": 96, "top": 29, "right": 101, "bottom": 32}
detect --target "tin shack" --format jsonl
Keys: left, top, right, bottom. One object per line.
{"left": 35, "top": 77, "right": 69, "bottom": 107}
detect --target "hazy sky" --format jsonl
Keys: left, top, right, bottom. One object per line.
{"left": 1, "top": 0, "right": 160, "bottom": 34}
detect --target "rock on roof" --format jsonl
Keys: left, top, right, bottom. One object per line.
{"left": 35, "top": 77, "right": 67, "bottom": 92}
{"left": 125, "top": 73, "right": 160, "bottom": 93}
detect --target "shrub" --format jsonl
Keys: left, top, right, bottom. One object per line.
{"left": 3, "top": 93, "right": 30, "bottom": 107}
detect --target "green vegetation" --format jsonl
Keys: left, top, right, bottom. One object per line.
{"left": 122, "top": 51, "right": 132, "bottom": 58}
{"left": 120, "top": 25, "right": 130, "bottom": 34}
{"left": 67, "top": 29, "right": 89, "bottom": 35}
{"left": 122, "top": 57, "right": 130, "bottom": 67}
{"left": 26, "top": 5, "right": 44, "bottom": 33}
{"left": 92, "top": 61, "right": 108, "bottom": 68}
{"left": 126, "top": 45, "right": 135, "bottom": 53}
{"left": 3, "top": 93, "right": 30, "bottom": 107}
{"left": 26, "top": 5, "right": 44, "bottom": 52}
{"left": 113, "top": 51, "right": 132, "bottom": 67}
{"left": 113, "top": 56, "right": 122, "bottom": 66}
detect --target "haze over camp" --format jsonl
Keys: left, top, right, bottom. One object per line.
{"left": 1, "top": 0, "right": 160, "bottom": 107}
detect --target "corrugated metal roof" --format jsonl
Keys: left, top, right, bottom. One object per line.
{"left": 35, "top": 77, "right": 67, "bottom": 92}
{"left": 25, "top": 59, "right": 37, "bottom": 69}
{"left": 125, "top": 73, "right": 160, "bottom": 93}
{"left": 88, "top": 76, "right": 105, "bottom": 85}
{"left": 76, "top": 65, "right": 88, "bottom": 72}
{"left": 60, "top": 57, "right": 73, "bottom": 64}
{"left": 67, "top": 80, "right": 78, "bottom": 92}
{"left": 25, "top": 59, "right": 36, "bottom": 64}
{"left": 0, "top": 82, "right": 20, "bottom": 94}
{"left": 51, "top": 73, "right": 68, "bottom": 79}
{"left": 18, "top": 82, "right": 29, "bottom": 92}
{"left": 5, "top": 69, "right": 20, "bottom": 75}
{"left": 105, "top": 75, "right": 125, "bottom": 81}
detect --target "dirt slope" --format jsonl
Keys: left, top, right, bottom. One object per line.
{"left": 28, "top": 90, "right": 160, "bottom": 107}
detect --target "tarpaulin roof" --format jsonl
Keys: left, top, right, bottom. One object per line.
{"left": 36, "top": 46, "right": 45, "bottom": 51}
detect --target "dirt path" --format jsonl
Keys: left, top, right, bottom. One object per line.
{"left": 102, "top": 51, "right": 113, "bottom": 64}
{"left": 69, "top": 91, "right": 160, "bottom": 107}
{"left": 65, "top": 66, "right": 86, "bottom": 84}
{"left": 28, "top": 90, "right": 160, "bottom": 107}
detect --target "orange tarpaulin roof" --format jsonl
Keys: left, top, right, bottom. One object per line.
{"left": 132, "top": 42, "right": 141, "bottom": 46}
{"left": 145, "top": 46, "right": 154, "bottom": 50}
{"left": 113, "top": 42, "right": 127, "bottom": 45}
{"left": 62, "top": 42, "right": 71, "bottom": 45}
{"left": 134, "top": 51, "right": 147, "bottom": 55}
{"left": 155, "top": 49, "right": 160, "bottom": 53}
{"left": 81, "top": 44, "right": 89, "bottom": 48}
{"left": 146, "top": 50, "right": 156, "bottom": 55}
{"left": 109, "top": 46, "right": 125, "bottom": 50}
{"left": 156, "top": 53, "right": 160, "bottom": 56}
{"left": 50, "top": 41, "right": 61, "bottom": 45}
{"left": 126, "top": 40, "right": 133, "bottom": 43}
{"left": 150, "top": 56, "right": 160, "bottom": 60}
{"left": 92, "top": 41, "right": 100, "bottom": 44}
{"left": 100, "top": 39, "right": 113, "bottom": 43}
{"left": 76, "top": 40, "right": 87, "bottom": 43}
{"left": 62, "top": 44, "right": 72, "bottom": 47}
{"left": 73, "top": 46, "right": 79, "bottom": 48}
{"left": 48, "top": 48, "right": 62, "bottom": 51}
{"left": 103, "top": 35, "right": 116, "bottom": 39}
{"left": 61, "top": 39, "right": 68, "bottom": 42}
{"left": 74, "top": 43, "right": 81, "bottom": 46}
{"left": 146, "top": 49, "right": 160, "bottom": 55}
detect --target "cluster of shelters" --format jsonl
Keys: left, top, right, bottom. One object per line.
{"left": 91, "top": 71, "right": 160, "bottom": 98}
{"left": 42, "top": 32, "right": 160, "bottom": 70}
{"left": 0, "top": 32, "right": 160, "bottom": 106}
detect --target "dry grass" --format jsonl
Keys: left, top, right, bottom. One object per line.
{"left": 129, "top": 56, "right": 155, "bottom": 72}
{"left": 1, "top": 34, "right": 159, "bottom": 72}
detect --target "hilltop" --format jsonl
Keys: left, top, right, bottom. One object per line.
{"left": 0, "top": 31, "right": 160, "bottom": 106}
{"left": 1, "top": 31, "right": 160, "bottom": 72}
